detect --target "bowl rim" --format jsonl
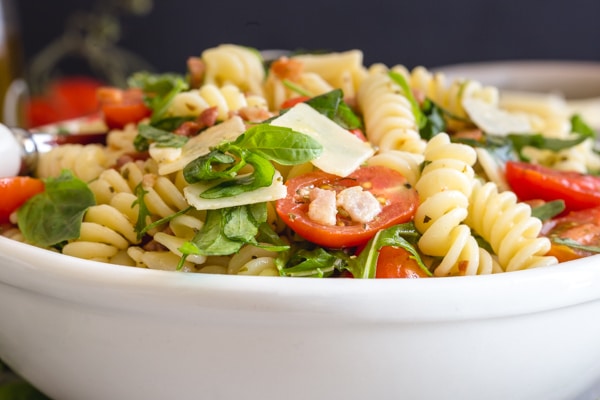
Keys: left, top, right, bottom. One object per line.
{"left": 433, "top": 59, "right": 600, "bottom": 99}
{"left": 1, "top": 235, "right": 600, "bottom": 323}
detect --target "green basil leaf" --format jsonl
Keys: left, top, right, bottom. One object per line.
{"left": 233, "top": 124, "right": 323, "bottom": 165}
{"left": 304, "top": 89, "right": 363, "bottom": 130}
{"left": 127, "top": 71, "right": 188, "bottom": 99}
{"left": 222, "top": 204, "right": 264, "bottom": 242}
{"left": 277, "top": 246, "right": 351, "bottom": 277}
{"left": 183, "top": 150, "right": 237, "bottom": 183}
{"left": 17, "top": 170, "right": 96, "bottom": 247}
{"left": 185, "top": 209, "right": 244, "bottom": 256}
{"left": 199, "top": 153, "right": 275, "bottom": 198}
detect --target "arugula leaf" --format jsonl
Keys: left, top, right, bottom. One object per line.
{"left": 222, "top": 203, "right": 265, "bottom": 243}
{"left": 276, "top": 244, "right": 354, "bottom": 277}
{"left": 552, "top": 237, "right": 600, "bottom": 254}
{"left": 353, "top": 222, "right": 430, "bottom": 279}
{"left": 507, "top": 132, "right": 592, "bottom": 161}
{"left": 127, "top": 71, "right": 189, "bottom": 124}
{"left": 132, "top": 183, "right": 151, "bottom": 240}
{"left": 570, "top": 113, "right": 597, "bottom": 138}
{"left": 134, "top": 124, "right": 189, "bottom": 152}
{"left": 419, "top": 98, "right": 447, "bottom": 140}
{"left": 282, "top": 79, "right": 313, "bottom": 97}
{"left": 388, "top": 71, "right": 426, "bottom": 129}
{"left": 532, "top": 200, "right": 565, "bottom": 221}
{"left": 17, "top": 170, "right": 96, "bottom": 247}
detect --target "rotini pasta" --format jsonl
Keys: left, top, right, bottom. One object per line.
{"left": 3, "top": 44, "right": 593, "bottom": 279}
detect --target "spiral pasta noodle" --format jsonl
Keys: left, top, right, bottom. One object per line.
{"left": 201, "top": 44, "right": 265, "bottom": 96}
{"left": 36, "top": 143, "right": 111, "bottom": 182}
{"left": 357, "top": 64, "right": 426, "bottom": 154}
{"left": 414, "top": 133, "right": 496, "bottom": 276}
{"left": 466, "top": 180, "right": 557, "bottom": 272}
{"left": 167, "top": 83, "right": 269, "bottom": 121}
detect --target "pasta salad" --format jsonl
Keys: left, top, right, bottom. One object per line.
{"left": 2, "top": 43, "right": 600, "bottom": 278}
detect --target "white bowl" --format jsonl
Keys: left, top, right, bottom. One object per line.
{"left": 2, "top": 235, "right": 600, "bottom": 400}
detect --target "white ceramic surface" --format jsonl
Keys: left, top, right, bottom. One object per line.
{"left": 1, "top": 235, "right": 600, "bottom": 400}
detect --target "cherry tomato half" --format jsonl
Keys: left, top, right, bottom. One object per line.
{"left": 97, "top": 87, "right": 151, "bottom": 129}
{"left": 276, "top": 165, "right": 418, "bottom": 248}
{"left": 542, "top": 205, "right": 600, "bottom": 262}
{"left": 375, "top": 246, "right": 430, "bottom": 278}
{"left": 0, "top": 177, "right": 45, "bottom": 223}
{"left": 505, "top": 161, "right": 600, "bottom": 213}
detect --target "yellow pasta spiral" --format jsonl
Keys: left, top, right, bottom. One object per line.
{"left": 357, "top": 64, "right": 426, "bottom": 154}
{"left": 414, "top": 133, "right": 496, "bottom": 276}
{"left": 466, "top": 180, "right": 558, "bottom": 272}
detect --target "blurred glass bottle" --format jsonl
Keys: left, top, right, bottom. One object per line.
{"left": 0, "top": 0, "right": 24, "bottom": 125}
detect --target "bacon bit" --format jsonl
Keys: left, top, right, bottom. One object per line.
{"left": 174, "top": 121, "right": 203, "bottom": 137}
{"left": 143, "top": 239, "right": 168, "bottom": 252}
{"left": 187, "top": 57, "right": 205, "bottom": 89}
{"left": 412, "top": 88, "right": 426, "bottom": 105}
{"left": 237, "top": 106, "right": 273, "bottom": 123}
{"left": 270, "top": 57, "right": 304, "bottom": 81}
{"left": 173, "top": 107, "right": 219, "bottom": 137}
{"left": 453, "top": 129, "right": 484, "bottom": 141}
{"left": 116, "top": 152, "right": 149, "bottom": 168}
{"left": 457, "top": 260, "right": 469, "bottom": 275}
{"left": 198, "top": 106, "right": 218, "bottom": 127}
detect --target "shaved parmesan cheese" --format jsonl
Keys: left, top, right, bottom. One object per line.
{"left": 154, "top": 116, "right": 246, "bottom": 175}
{"left": 270, "top": 103, "right": 375, "bottom": 176}
{"left": 462, "top": 97, "right": 532, "bottom": 136}
{"left": 183, "top": 171, "right": 287, "bottom": 210}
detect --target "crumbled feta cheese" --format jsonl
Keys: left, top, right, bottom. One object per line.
{"left": 308, "top": 187, "right": 337, "bottom": 226}
{"left": 336, "top": 186, "right": 381, "bottom": 224}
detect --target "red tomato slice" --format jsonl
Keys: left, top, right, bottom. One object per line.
{"left": 542, "top": 205, "right": 600, "bottom": 262}
{"left": 505, "top": 161, "right": 600, "bottom": 213}
{"left": 97, "top": 87, "right": 151, "bottom": 129}
{"left": 375, "top": 246, "right": 430, "bottom": 278}
{"left": 0, "top": 177, "right": 45, "bottom": 223}
{"left": 276, "top": 165, "right": 418, "bottom": 248}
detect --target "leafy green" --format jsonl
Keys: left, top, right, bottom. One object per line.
{"left": 388, "top": 71, "right": 426, "bottom": 129}
{"left": 552, "top": 237, "right": 600, "bottom": 254}
{"left": 127, "top": 71, "right": 189, "bottom": 124}
{"left": 133, "top": 124, "right": 189, "bottom": 152}
{"left": 183, "top": 124, "right": 322, "bottom": 198}
{"left": 507, "top": 132, "right": 592, "bottom": 161}
{"left": 303, "top": 89, "right": 363, "bottom": 130}
{"left": 282, "top": 79, "right": 313, "bottom": 97}
{"left": 353, "top": 222, "right": 430, "bottom": 279}
{"left": 570, "top": 113, "right": 597, "bottom": 138}
{"left": 532, "top": 200, "right": 565, "bottom": 221}
{"left": 276, "top": 245, "right": 353, "bottom": 277}
{"left": 177, "top": 203, "right": 289, "bottom": 269}
{"left": 17, "top": 170, "right": 96, "bottom": 247}
{"left": 419, "top": 98, "right": 447, "bottom": 140}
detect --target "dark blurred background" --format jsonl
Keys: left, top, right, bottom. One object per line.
{"left": 6, "top": 0, "right": 600, "bottom": 126}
